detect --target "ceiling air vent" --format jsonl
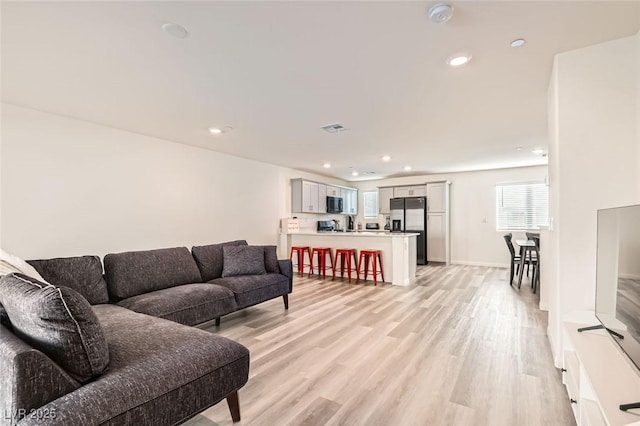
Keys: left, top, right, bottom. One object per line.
{"left": 321, "top": 123, "right": 348, "bottom": 133}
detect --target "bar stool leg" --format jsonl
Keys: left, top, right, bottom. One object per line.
{"left": 378, "top": 252, "right": 385, "bottom": 283}
{"left": 353, "top": 251, "right": 359, "bottom": 282}
{"left": 372, "top": 255, "right": 378, "bottom": 286}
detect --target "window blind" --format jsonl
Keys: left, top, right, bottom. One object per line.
{"left": 363, "top": 191, "right": 379, "bottom": 219}
{"left": 496, "top": 182, "right": 549, "bottom": 231}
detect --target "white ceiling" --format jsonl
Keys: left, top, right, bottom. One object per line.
{"left": 2, "top": 1, "right": 639, "bottom": 181}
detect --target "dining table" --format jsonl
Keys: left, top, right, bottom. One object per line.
{"left": 515, "top": 239, "right": 537, "bottom": 289}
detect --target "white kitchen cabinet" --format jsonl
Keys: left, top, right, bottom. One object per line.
{"left": 393, "top": 185, "right": 426, "bottom": 197}
{"left": 427, "top": 213, "right": 446, "bottom": 262}
{"left": 342, "top": 188, "right": 358, "bottom": 215}
{"left": 291, "top": 179, "right": 356, "bottom": 215}
{"left": 292, "top": 179, "right": 320, "bottom": 213}
{"left": 318, "top": 184, "right": 327, "bottom": 213}
{"left": 427, "top": 182, "right": 446, "bottom": 213}
{"left": 326, "top": 186, "right": 341, "bottom": 197}
{"left": 378, "top": 187, "right": 394, "bottom": 214}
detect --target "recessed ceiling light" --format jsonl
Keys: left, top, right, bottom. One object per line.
{"left": 352, "top": 171, "right": 359, "bottom": 176}
{"left": 532, "top": 148, "right": 545, "bottom": 155}
{"left": 511, "top": 38, "right": 526, "bottom": 48}
{"left": 382, "top": 155, "right": 391, "bottom": 162}
{"left": 323, "top": 163, "right": 332, "bottom": 168}
{"left": 161, "top": 23, "right": 189, "bottom": 39}
{"left": 208, "top": 127, "right": 222, "bottom": 135}
{"left": 403, "top": 166, "right": 412, "bottom": 171}
{"left": 447, "top": 54, "right": 472, "bottom": 67}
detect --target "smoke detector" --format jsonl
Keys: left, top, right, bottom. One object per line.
{"left": 429, "top": 3, "right": 454, "bottom": 23}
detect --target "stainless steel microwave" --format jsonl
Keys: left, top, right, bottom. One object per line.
{"left": 326, "top": 196, "right": 343, "bottom": 213}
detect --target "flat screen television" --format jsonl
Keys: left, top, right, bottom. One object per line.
{"left": 595, "top": 204, "right": 640, "bottom": 374}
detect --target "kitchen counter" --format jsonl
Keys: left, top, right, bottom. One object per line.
{"left": 280, "top": 231, "right": 418, "bottom": 286}
{"left": 293, "top": 231, "right": 419, "bottom": 237}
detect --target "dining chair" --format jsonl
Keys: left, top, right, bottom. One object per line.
{"left": 524, "top": 232, "right": 540, "bottom": 277}
{"left": 531, "top": 235, "right": 541, "bottom": 293}
{"left": 503, "top": 233, "right": 521, "bottom": 286}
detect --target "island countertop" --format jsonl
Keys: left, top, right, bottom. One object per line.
{"left": 281, "top": 232, "right": 418, "bottom": 286}
{"left": 281, "top": 231, "right": 419, "bottom": 237}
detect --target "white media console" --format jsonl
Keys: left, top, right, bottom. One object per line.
{"left": 563, "top": 311, "right": 640, "bottom": 425}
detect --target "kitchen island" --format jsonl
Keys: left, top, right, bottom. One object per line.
{"left": 281, "top": 231, "right": 418, "bottom": 286}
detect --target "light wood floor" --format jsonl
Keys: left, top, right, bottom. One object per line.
{"left": 184, "top": 264, "right": 575, "bottom": 426}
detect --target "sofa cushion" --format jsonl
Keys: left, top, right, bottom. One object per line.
{"left": 116, "top": 283, "right": 237, "bottom": 326}
{"left": 0, "top": 273, "right": 109, "bottom": 383}
{"left": 191, "top": 240, "right": 248, "bottom": 282}
{"left": 212, "top": 273, "right": 289, "bottom": 309}
{"left": 23, "top": 304, "right": 249, "bottom": 426}
{"left": 104, "top": 247, "right": 202, "bottom": 301}
{"left": 28, "top": 256, "right": 109, "bottom": 305}
{"left": 222, "top": 245, "right": 266, "bottom": 277}
{"left": 0, "top": 304, "right": 9, "bottom": 328}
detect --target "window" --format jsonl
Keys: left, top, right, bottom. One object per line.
{"left": 496, "top": 182, "right": 548, "bottom": 231}
{"left": 363, "top": 191, "right": 379, "bottom": 219}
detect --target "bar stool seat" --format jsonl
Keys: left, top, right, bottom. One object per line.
{"left": 357, "top": 249, "right": 384, "bottom": 285}
{"left": 310, "top": 247, "right": 334, "bottom": 279}
{"left": 289, "top": 245, "right": 311, "bottom": 276}
{"left": 333, "top": 248, "right": 359, "bottom": 283}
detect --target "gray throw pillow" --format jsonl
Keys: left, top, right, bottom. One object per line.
{"left": 222, "top": 246, "right": 267, "bottom": 277}
{"left": 253, "top": 245, "right": 279, "bottom": 273}
{"left": 0, "top": 273, "right": 110, "bottom": 383}
{"left": 192, "top": 240, "right": 248, "bottom": 281}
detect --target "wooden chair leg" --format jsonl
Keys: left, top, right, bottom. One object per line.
{"left": 226, "top": 390, "right": 241, "bottom": 422}
{"left": 378, "top": 252, "right": 385, "bottom": 283}
{"left": 283, "top": 294, "right": 289, "bottom": 309}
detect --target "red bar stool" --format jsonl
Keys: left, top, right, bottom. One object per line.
{"left": 289, "top": 246, "right": 311, "bottom": 276}
{"left": 309, "top": 247, "right": 334, "bottom": 279}
{"left": 333, "top": 248, "right": 359, "bottom": 283}
{"left": 357, "top": 249, "right": 384, "bottom": 285}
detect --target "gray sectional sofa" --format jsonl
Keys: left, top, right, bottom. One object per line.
{"left": 0, "top": 240, "right": 293, "bottom": 426}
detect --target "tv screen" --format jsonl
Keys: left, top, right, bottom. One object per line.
{"left": 595, "top": 205, "right": 640, "bottom": 371}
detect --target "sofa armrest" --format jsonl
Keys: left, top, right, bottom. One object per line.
{"left": 277, "top": 259, "right": 293, "bottom": 293}
{"left": 0, "top": 325, "right": 79, "bottom": 426}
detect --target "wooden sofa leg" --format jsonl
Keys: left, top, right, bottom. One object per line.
{"left": 283, "top": 294, "right": 289, "bottom": 309}
{"left": 215, "top": 317, "right": 221, "bottom": 327}
{"left": 226, "top": 390, "right": 241, "bottom": 422}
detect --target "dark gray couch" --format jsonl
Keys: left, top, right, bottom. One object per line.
{"left": 0, "top": 240, "right": 293, "bottom": 425}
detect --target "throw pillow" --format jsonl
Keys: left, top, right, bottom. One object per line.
{"left": 0, "top": 273, "right": 110, "bottom": 383}
{"left": 0, "top": 249, "right": 48, "bottom": 283}
{"left": 192, "top": 240, "right": 248, "bottom": 281}
{"left": 253, "top": 245, "right": 279, "bottom": 273}
{"left": 221, "top": 245, "right": 267, "bottom": 277}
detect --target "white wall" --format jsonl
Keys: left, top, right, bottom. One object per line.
{"left": 0, "top": 104, "right": 347, "bottom": 259}
{"left": 353, "top": 165, "right": 548, "bottom": 267}
{"left": 546, "top": 32, "right": 640, "bottom": 364}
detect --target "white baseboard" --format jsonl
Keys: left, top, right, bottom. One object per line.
{"left": 450, "top": 260, "right": 509, "bottom": 268}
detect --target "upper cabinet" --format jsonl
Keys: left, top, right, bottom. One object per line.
{"left": 426, "top": 182, "right": 446, "bottom": 213}
{"left": 318, "top": 183, "right": 327, "bottom": 213}
{"left": 326, "top": 186, "right": 341, "bottom": 197}
{"left": 342, "top": 188, "right": 358, "bottom": 215}
{"left": 293, "top": 180, "right": 320, "bottom": 213}
{"left": 393, "top": 185, "right": 426, "bottom": 197}
{"left": 378, "top": 187, "right": 394, "bottom": 214}
{"left": 291, "top": 179, "right": 356, "bottom": 214}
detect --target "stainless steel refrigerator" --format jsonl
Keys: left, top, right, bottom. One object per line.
{"left": 390, "top": 197, "right": 427, "bottom": 264}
